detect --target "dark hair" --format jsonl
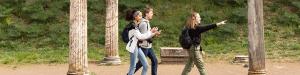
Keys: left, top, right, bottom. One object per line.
{"left": 125, "top": 9, "right": 138, "bottom": 21}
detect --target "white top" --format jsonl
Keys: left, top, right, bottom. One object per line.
{"left": 126, "top": 27, "right": 155, "bottom": 53}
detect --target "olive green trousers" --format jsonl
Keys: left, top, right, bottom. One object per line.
{"left": 181, "top": 45, "right": 206, "bottom": 75}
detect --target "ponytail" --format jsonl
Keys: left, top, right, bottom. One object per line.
{"left": 125, "top": 9, "right": 139, "bottom": 21}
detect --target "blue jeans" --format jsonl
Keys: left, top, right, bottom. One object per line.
{"left": 134, "top": 48, "right": 158, "bottom": 75}
{"left": 128, "top": 48, "right": 148, "bottom": 75}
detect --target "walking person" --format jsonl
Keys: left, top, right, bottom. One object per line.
{"left": 134, "top": 7, "right": 159, "bottom": 75}
{"left": 180, "top": 12, "right": 227, "bottom": 75}
{"left": 124, "top": 10, "right": 160, "bottom": 75}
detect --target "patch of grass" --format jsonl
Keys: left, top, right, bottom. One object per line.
{"left": 0, "top": 45, "right": 104, "bottom": 64}
{"left": 1, "top": 0, "right": 300, "bottom": 64}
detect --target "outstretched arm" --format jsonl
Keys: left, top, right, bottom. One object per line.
{"left": 196, "top": 24, "right": 217, "bottom": 33}
{"left": 197, "top": 20, "right": 227, "bottom": 33}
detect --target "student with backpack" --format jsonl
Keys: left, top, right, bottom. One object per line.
{"left": 134, "top": 7, "right": 159, "bottom": 75}
{"left": 123, "top": 10, "right": 160, "bottom": 75}
{"left": 179, "top": 12, "right": 226, "bottom": 75}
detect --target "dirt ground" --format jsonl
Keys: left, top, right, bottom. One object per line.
{"left": 0, "top": 62, "right": 300, "bottom": 75}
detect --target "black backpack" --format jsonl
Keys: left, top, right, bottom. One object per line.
{"left": 121, "top": 22, "right": 135, "bottom": 43}
{"left": 179, "top": 27, "right": 192, "bottom": 49}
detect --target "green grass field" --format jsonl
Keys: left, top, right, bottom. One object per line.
{"left": 0, "top": 0, "right": 299, "bottom": 64}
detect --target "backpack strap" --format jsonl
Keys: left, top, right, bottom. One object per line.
{"left": 128, "top": 28, "right": 138, "bottom": 47}
{"left": 129, "top": 36, "right": 134, "bottom": 40}
{"left": 146, "top": 21, "right": 149, "bottom": 30}
{"left": 128, "top": 35, "right": 134, "bottom": 47}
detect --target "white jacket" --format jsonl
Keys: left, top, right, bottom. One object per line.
{"left": 126, "top": 27, "right": 155, "bottom": 53}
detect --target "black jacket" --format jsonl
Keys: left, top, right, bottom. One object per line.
{"left": 188, "top": 24, "right": 217, "bottom": 46}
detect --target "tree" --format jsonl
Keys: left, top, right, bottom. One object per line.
{"left": 67, "top": 0, "right": 89, "bottom": 75}
{"left": 247, "top": 0, "right": 266, "bottom": 75}
{"left": 101, "top": 0, "right": 121, "bottom": 65}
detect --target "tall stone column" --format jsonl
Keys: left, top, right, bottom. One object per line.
{"left": 102, "top": 0, "right": 121, "bottom": 65}
{"left": 247, "top": 0, "right": 266, "bottom": 75}
{"left": 67, "top": 0, "right": 89, "bottom": 75}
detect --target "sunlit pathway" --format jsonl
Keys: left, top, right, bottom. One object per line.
{"left": 0, "top": 62, "right": 299, "bottom": 75}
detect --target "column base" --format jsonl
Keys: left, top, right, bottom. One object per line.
{"left": 67, "top": 71, "right": 89, "bottom": 75}
{"left": 248, "top": 69, "right": 266, "bottom": 75}
{"left": 100, "top": 56, "right": 121, "bottom": 65}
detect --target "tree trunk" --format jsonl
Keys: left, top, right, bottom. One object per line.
{"left": 101, "top": 0, "right": 121, "bottom": 65}
{"left": 67, "top": 0, "right": 89, "bottom": 75}
{"left": 248, "top": 0, "right": 266, "bottom": 75}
